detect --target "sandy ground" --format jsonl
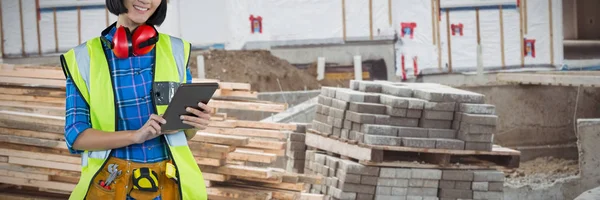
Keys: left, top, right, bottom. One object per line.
{"left": 505, "top": 156, "right": 579, "bottom": 189}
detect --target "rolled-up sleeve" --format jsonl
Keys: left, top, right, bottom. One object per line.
{"left": 64, "top": 76, "right": 92, "bottom": 154}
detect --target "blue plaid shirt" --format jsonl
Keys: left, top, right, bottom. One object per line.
{"left": 64, "top": 26, "right": 192, "bottom": 165}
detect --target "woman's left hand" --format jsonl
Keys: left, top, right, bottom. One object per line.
{"left": 180, "top": 102, "right": 212, "bottom": 130}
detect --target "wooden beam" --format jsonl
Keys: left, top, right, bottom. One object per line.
{"left": 388, "top": 0, "right": 392, "bottom": 26}
{"left": 214, "top": 89, "right": 258, "bottom": 99}
{"left": 0, "top": 156, "right": 6, "bottom": 163}
{"left": 431, "top": 0, "right": 436, "bottom": 45}
{"left": 35, "top": 0, "right": 41, "bottom": 56}
{"left": 244, "top": 139, "right": 286, "bottom": 150}
{"left": 18, "top": 0, "right": 25, "bottom": 57}
{"left": 445, "top": 9, "right": 452, "bottom": 72}
{"left": 192, "top": 132, "right": 249, "bottom": 146}
{"left": 369, "top": 0, "right": 373, "bottom": 40}
{"left": 0, "top": 0, "right": 4, "bottom": 58}
{"left": 208, "top": 100, "right": 287, "bottom": 113}
{"left": 196, "top": 157, "right": 226, "bottom": 167}
{"left": 519, "top": 2, "right": 524, "bottom": 67}
{"left": 0, "top": 163, "right": 80, "bottom": 178}
{"left": 207, "top": 187, "right": 272, "bottom": 200}
{"left": 499, "top": 5, "right": 505, "bottom": 68}
{"left": 305, "top": 132, "right": 381, "bottom": 162}
{"left": 53, "top": 8, "right": 58, "bottom": 53}
{"left": 300, "top": 193, "right": 326, "bottom": 200}
{"left": 77, "top": 7, "right": 81, "bottom": 44}
{"left": 0, "top": 85, "right": 65, "bottom": 98}
{"left": 228, "top": 150, "right": 277, "bottom": 163}
{"left": 476, "top": 8, "right": 480, "bottom": 44}
{"left": 0, "top": 105, "right": 64, "bottom": 117}
{"left": 202, "top": 172, "right": 230, "bottom": 182}
{"left": 235, "top": 176, "right": 283, "bottom": 184}
{"left": 0, "top": 169, "right": 49, "bottom": 181}
{"left": 0, "top": 149, "right": 79, "bottom": 164}
{"left": 0, "top": 176, "right": 75, "bottom": 192}
{"left": 0, "top": 94, "right": 63, "bottom": 104}
{"left": 8, "top": 157, "right": 80, "bottom": 172}
{"left": 210, "top": 120, "right": 297, "bottom": 131}
{"left": 194, "top": 151, "right": 228, "bottom": 159}
{"left": 0, "top": 135, "right": 67, "bottom": 150}
{"left": 188, "top": 142, "right": 235, "bottom": 153}
{"left": 199, "top": 165, "right": 275, "bottom": 179}
{"left": 0, "top": 76, "right": 65, "bottom": 89}
{"left": 436, "top": 0, "right": 442, "bottom": 70}
{"left": 0, "top": 127, "right": 63, "bottom": 141}
{"left": 342, "top": 0, "right": 346, "bottom": 41}
{"left": 524, "top": 0, "right": 528, "bottom": 34}
{"left": 497, "top": 73, "right": 600, "bottom": 87}
{"left": 204, "top": 127, "right": 287, "bottom": 139}
{"left": 49, "top": 175, "right": 79, "bottom": 184}
{"left": 548, "top": 0, "right": 554, "bottom": 66}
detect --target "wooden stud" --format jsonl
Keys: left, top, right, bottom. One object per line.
{"left": 548, "top": 0, "right": 554, "bottom": 66}
{"left": 195, "top": 157, "right": 226, "bottom": 167}
{"left": 202, "top": 172, "right": 230, "bottom": 182}
{"left": 53, "top": 8, "right": 58, "bottom": 53}
{"left": 476, "top": 8, "right": 481, "bottom": 44}
{"left": 105, "top": 7, "right": 109, "bottom": 27}
{"left": 519, "top": 2, "right": 524, "bottom": 67}
{"left": 388, "top": 0, "right": 392, "bottom": 26}
{"left": 207, "top": 100, "right": 287, "bottom": 113}
{"left": 445, "top": 10, "right": 452, "bottom": 72}
{"left": 191, "top": 132, "right": 249, "bottom": 146}
{"left": 228, "top": 150, "right": 277, "bottom": 163}
{"left": 524, "top": 0, "right": 528, "bottom": 34}
{"left": 431, "top": 0, "right": 436, "bottom": 45}
{"left": 244, "top": 139, "right": 285, "bottom": 150}
{"left": 0, "top": 176, "right": 76, "bottom": 192}
{"left": 0, "top": 148, "right": 79, "bottom": 164}
{"left": 8, "top": 157, "right": 80, "bottom": 172}
{"left": 0, "top": 169, "right": 50, "bottom": 181}
{"left": 0, "top": 0, "right": 4, "bottom": 58}
{"left": 36, "top": 0, "right": 41, "bottom": 55}
{"left": 342, "top": 0, "right": 346, "bottom": 41}
{"left": 77, "top": 7, "right": 81, "bottom": 45}
{"left": 0, "top": 156, "right": 6, "bottom": 163}
{"left": 436, "top": 0, "right": 442, "bottom": 70}
{"left": 203, "top": 127, "right": 287, "bottom": 139}
{"left": 369, "top": 0, "right": 373, "bottom": 40}
{"left": 18, "top": 0, "right": 25, "bottom": 57}
{"left": 500, "top": 5, "right": 506, "bottom": 68}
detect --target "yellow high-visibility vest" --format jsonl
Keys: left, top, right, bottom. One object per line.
{"left": 61, "top": 34, "right": 207, "bottom": 200}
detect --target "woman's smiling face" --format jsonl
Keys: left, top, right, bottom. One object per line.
{"left": 122, "top": 0, "right": 162, "bottom": 25}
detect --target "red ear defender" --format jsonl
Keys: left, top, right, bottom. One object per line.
{"left": 112, "top": 26, "right": 133, "bottom": 59}
{"left": 132, "top": 24, "right": 159, "bottom": 56}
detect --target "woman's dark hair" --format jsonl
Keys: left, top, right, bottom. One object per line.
{"left": 106, "top": 0, "right": 167, "bottom": 26}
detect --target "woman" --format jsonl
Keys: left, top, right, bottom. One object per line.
{"left": 61, "top": 0, "right": 209, "bottom": 199}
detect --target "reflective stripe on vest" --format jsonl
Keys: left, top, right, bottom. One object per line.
{"left": 61, "top": 34, "right": 206, "bottom": 200}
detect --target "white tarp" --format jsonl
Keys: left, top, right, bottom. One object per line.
{"left": 393, "top": 0, "right": 435, "bottom": 78}
{"left": 56, "top": 10, "right": 79, "bottom": 52}
{"left": 524, "top": 0, "right": 551, "bottom": 65}
{"left": 2, "top": 0, "right": 22, "bottom": 56}
{"left": 448, "top": 9, "right": 477, "bottom": 70}
{"left": 345, "top": 0, "right": 370, "bottom": 39}
{"left": 479, "top": 9, "right": 502, "bottom": 68}
{"left": 22, "top": 0, "right": 39, "bottom": 55}
{"left": 39, "top": 11, "right": 57, "bottom": 54}
{"left": 503, "top": 7, "right": 521, "bottom": 67}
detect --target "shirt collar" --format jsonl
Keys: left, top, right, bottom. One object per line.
{"left": 101, "top": 22, "right": 118, "bottom": 42}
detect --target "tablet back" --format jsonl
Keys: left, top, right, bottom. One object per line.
{"left": 161, "top": 82, "right": 218, "bottom": 131}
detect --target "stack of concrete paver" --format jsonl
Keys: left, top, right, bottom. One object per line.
{"left": 286, "top": 123, "right": 309, "bottom": 173}
{"left": 311, "top": 81, "right": 498, "bottom": 151}
{"left": 303, "top": 150, "right": 505, "bottom": 200}
{"left": 439, "top": 170, "right": 504, "bottom": 200}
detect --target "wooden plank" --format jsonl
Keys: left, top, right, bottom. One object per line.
{"left": 0, "top": 149, "right": 79, "bottom": 164}
{"left": 199, "top": 165, "right": 274, "bottom": 179}
{"left": 548, "top": 0, "right": 554, "bottom": 66}
{"left": 0, "top": 163, "right": 80, "bottom": 178}
{"left": 202, "top": 172, "right": 230, "bottom": 182}
{"left": 0, "top": 100, "right": 64, "bottom": 109}
{"left": 208, "top": 100, "right": 287, "bottom": 113}
{"left": 305, "top": 132, "right": 381, "bottom": 162}
{"left": 360, "top": 143, "right": 519, "bottom": 156}
{"left": 204, "top": 127, "right": 287, "bottom": 139}
{"left": 49, "top": 175, "right": 79, "bottom": 184}
{"left": 226, "top": 184, "right": 301, "bottom": 200}
{"left": 342, "top": 0, "right": 346, "bottom": 41}
{"left": 0, "top": 111, "right": 64, "bottom": 125}
{"left": 476, "top": 8, "right": 480, "bottom": 44}
{"left": 497, "top": 73, "right": 600, "bottom": 87}
{"left": 0, "top": 135, "right": 67, "bottom": 150}
{"left": 77, "top": 6, "right": 81, "bottom": 45}
{"left": 0, "top": 192, "right": 68, "bottom": 200}
{"left": 188, "top": 142, "right": 235, "bottom": 153}
{"left": 36, "top": 0, "right": 42, "bottom": 55}
{"left": 192, "top": 132, "right": 249, "bottom": 146}
{"left": 18, "top": 0, "right": 25, "bottom": 57}
{"left": 194, "top": 151, "right": 228, "bottom": 159}
{"left": 0, "top": 176, "right": 75, "bottom": 192}
{"left": 0, "top": 105, "right": 64, "bottom": 117}
{"left": 0, "top": 156, "right": 7, "bottom": 163}
{"left": 196, "top": 157, "right": 226, "bottom": 167}
{"left": 234, "top": 120, "right": 297, "bottom": 131}
{"left": 228, "top": 150, "right": 277, "bottom": 163}
{"left": 388, "top": 0, "right": 392, "bottom": 25}
{"left": 0, "top": 77, "right": 65, "bottom": 89}
{"left": 431, "top": 0, "right": 436, "bottom": 45}
{"left": 0, "top": 169, "right": 49, "bottom": 181}
{"left": 519, "top": 1, "right": 524, "bottom": 67}
{"left": 207, "top": 187, "right": 272, "bottom": 200}
{"left": 369, "top": 0, "right": 373, "bottom": 40}
{"left": 359, "top": 160, "right": 510, "bottom": 170}
{"left": 300, "top": 193, "right": 326, "bottom": 200}
{"left": 499, "top": 5, "right": 506, "bottom": 68}
{"left": 0, "top": 143, "right": 69, "bottom": 157}
{"left": 244, "top": 139, "right": 286, "bottom": 150}
{"left": 297, "top": 174, "right": 323, "bottom": 185}
{"left": 214, "top": 89, "right": 258, "bottom": 99}
{"left": 436, "top": 0, "right": 442, "bottom": 70}
{"left": 53, "top": 8, "right": 58, "bottom": 53}
{"left": 0, "top": 94, "right": 64, "bottom": 105}
{"left": 235, "top": 175, "right": 283, "bottom": 184}
{"left": 0, "top": 66, "right": 64, "bottom": 80}
{"left": 231, "top": 180, "right": 305, "bottom": 192}
{"left": 192, "top": 80, "right": 252, "bottom": 91}
{"left": 8, "top": 157, "right": 80, "bottom": 172}
{"left": 445, "top": 9, "right": 452, "bottom": 72}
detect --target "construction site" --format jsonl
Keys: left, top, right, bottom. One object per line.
{"left": 0, "top": 0, "right": 599, "bottom": 199}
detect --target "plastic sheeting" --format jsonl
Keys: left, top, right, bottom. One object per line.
{"left": 524, "top": 0, "right": 551, "bottom": 65}
{"left": 56, "top": 10, "right": 79, "bottom": 52}
{"left": 39, "top": 11, "right": 56, "bottom": 54}
{"left": 448, "top": 9, "right": 477, "bottom": 70}
{"left": 1, "top": 0, "right": 22, "bottom": 56}
{"left": 479, "top": 9, "right": 502, "bottom": 68}
{"left": 502, "top": 7, "right": 521, "bottom": 67}
{"left": 393, "top": 0, "right": 435, "bottom": 78}
{"left": 345, "top": 0, "right": 370, "bottom": 39}
{"left": 22, "top": 0, "right": 39, "bottom": 55}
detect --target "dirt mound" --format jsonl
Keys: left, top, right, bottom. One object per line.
{"left": 189, "top": 50, "right": 348, "bottom": 92}
{"left": 505, "top": 157, "right": 579, "bottom": 189}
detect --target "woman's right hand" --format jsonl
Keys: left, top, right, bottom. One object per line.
{"left": 131, "top": 114, "right": 167, "bottom": 144}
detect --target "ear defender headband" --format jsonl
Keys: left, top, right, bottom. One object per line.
{"left": 101, "top": 24, "right": 159, "bottom": 59}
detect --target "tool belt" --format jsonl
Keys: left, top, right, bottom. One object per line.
{"left": 86, "top": 157, "right": 180, "bottom": 200}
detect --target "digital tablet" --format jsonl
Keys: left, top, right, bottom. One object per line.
{"left": 161, "top": 82, "right": 219, "bottom": 131}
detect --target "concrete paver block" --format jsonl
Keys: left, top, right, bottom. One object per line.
{"left": 464, "top": 142, "right": 492, "bottom": 151}
{"left": 341, "top": 129, "right": 350, "bottom": 139}
{"left": 288, "top": 132, "right": 306, "bottom": 141}
{"left": 357, "top": 193, "right": 375, "bottom": 200}
{"left": 331, "top": 99, "right": 350, "bottom": 110}
{"left": 428, "top": 129, "right": 457, "bottom": 139}
{"left": 406, "top": 109, "right": 424, "bottom": 118}
{"left": 346, "top": 111, "right": 376, "bottom": 124}
{"left": 402, "top": 137, "right": 437, "bottom": 148}
{"left": 461, "top": 113, "right": 497, "bottom": 126}
{"left": 451, "top": 120, "right": 460, "bottom": 130}
{"left": 376, "top": 186, "right": 392, "bottom": 195}
{"left": 424, "top": 102, "right": 456, "bottom": 111}
{"left": 350, "top": 102, "right": 386, "bottom": 114}
{"left": 353, "top": 131, "right": 365, "bottom": 143}
{"left": 350, "top": 80, "right": 360, "bottom": 90}
{"left": 334, "top": 118, "right": 344, "bottom": 128}
{"left": 454, "top": 181, "right": 471, "bottom": 190}
{"left": 344, "top": 120, "right": 353, "bottom": 129}
{"left": 473, "top": 170, "right": 505, "bottom": 182}
{"left": 392, "top": 187, "right": 408, "bottom": 196}
{"left": 326, "top": 156, "right": 341, "bottom": 169}
{"left": 457, "top": 132, "right": 494, "bottom": 142}
{"left": 420, "top": 119, "right": 452, "bottom": 129}
{"left": 439, "top": 180, "right": 455, "bottom": 189}
{"left": 316, "top": 104, "right": 323, "bottom": 114}
{"left": 339, "top": 160, "right": 380, "bottom": 176}
{"left": 411, "top": 169, "right": 442, "bottom": 180}
{"left": 397, "top": 127, "right": 429, "bottom": 138}
{"left": 335, "top": 88, "right": 366, "bottom": 102}
{"left": 488, "top": 182, "right": 504, "bottom": 191}
{"left": 379, "top": 168, "right": 396, "bottom": 178}
{"left": 358, "top": 81, "right": 384, "bottom": 93}
{"left": 352, "top": 122, "right": 363, "bottom": 132}
{"left": 473, "top": 191, "right": 503, "bottom": 199}
{"left": 459, "top": 122, "right": 496, "bottom": 134}
{"left": 321, "top": 87, "right": 337, "bottom": 97}
{"left": 414, "top": 89, "right": 445, "bottom": 102}
{"left": 435, "top": 139, "right": 465, "bottom": 150}
{"left": 362, "top": 124, "right": 398, "bottom": 136}
{"left": 377, "top": 178, "right": 409, "bottom": 187}
{"left": 408, "top": 188, "right": 438, "bottom": 196}
{"left": 389, "top": 117, "right": 420, "bottom": 127}
{"left": 423, "top": 110, "right": 454, "bottom": 120}
{"left": 439, "top": 189, "right": 473, "bottom": 199}
{"left": 396, "top": 168, "right": 412, "bottom": 178}
{"left": 364, "top": 93, "right": 381, "bottom": 103}
{"left": 360, "top": 176, "right": 378, "bottom": 186}
{"left": 472, "top": 182, "right": 489, "bottom": 191}
{"left": 341, "top": 183, "right": 376, "bottom": 194}
{"left": 382, "top": 84, "right": 413, "bottom": 97}
{"left": 315, "top": 114, "right": 327, "bottom": 123}
{"left": 363, "top": 135, "right": 403, "bottom": 146}
{"left": 315, "top": 153, "right": 327, "bottom": 165}
{"left": 375, "top": 115, "right": 391, "bottom": 125}
{"left": 442, "top": 170, "right": 474, "bottom": 181}
{"left": 386, "top": 106, "right": 408, "bottom": 117}
{"left": 330, "top": 107, "right": 346, "bottom": 119}
{"left": 337, "top": 170, "right": 361, "bottom": 184}
{"left": 380, "top": 94, "right": 409, "bottom": 108}
{"left": 376, "top": 195, "right": 404, "bottom": 200}
{"left": 459, "top": 103, "right": 496, "bottom": 114}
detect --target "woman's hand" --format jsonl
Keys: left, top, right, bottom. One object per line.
{"left": 180, "top": 102, "right": 212, "bottom": 130}
{"left": 131, "top": 114, "right": 167, "bottom": 144}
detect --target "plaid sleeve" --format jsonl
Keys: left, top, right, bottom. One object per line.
{"left": 64, "top": 76, "right": 92, "bottom": 154}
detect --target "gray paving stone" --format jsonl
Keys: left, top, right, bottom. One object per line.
{"left": 350, "top": 80, "right": 360, "bottom": 90}
{"left": 459, "top": 103, "right": 496, "bottom": 114}
{"left": 335, "top": 88, "right": 366, "bottom": 102}
{"left": 379, "top": 168, "right": 396, "bottom": 178}
{"left": 315, "top": 114, "right": 327, "bottom": 123}
{"left": 411, "top": 169, "right": 442, "bottom": 180}
{"left": 386, "top": 106, "right": 407, "bottom": 117}
{"left": 454, "top": 181, "right": 471, "bottom": 190}
{"left": 424, "top": 101, "right": 456, "bottom": 111}
{"left": 459, "top": 123, "right": 496, "bottom": 134}
{"left": 407, "top": 188, "right": 438, "bottom": 196}
{"left": 341, "top": 183, "right": 376, "bottom": 194}
{"left": 330, "top": 107, "right": 347, "bottom": 119}
{"left": 321, "top": 87, "right": 337, "bottom": 98}
{"left": 439, "top": 189, "right": 473, "bottom": 199}
{"left": 380, "top": 94, "right": 409, "bottom": 108}
{"left": 326, "top": 156, "right": 341, "bottom": 169}
{"left": 473, "top": 191, "right": 503, "bottom": 199}
{"left": 457, "top": 132, "right": 494, "bottom": 142}
{"left": 315, "top": 153, "right": 327, "bottom": 164}
{"left": 378, "top": 178, "right": 409, "bottom": 187}
{"left": 352, "top": 123, "right": 363, "bottom": 132}
{"left": 343, "top": 120, "right": 353, "bottom": 129}
{"left": 333, "top": 118, "right": 344, "bottom": 129}
{"left": 316, "top": 104, "right": 324, "bottom": 114}
{"left": 420, "top": 119, "right": 452, "bottom": 129}
{"left": 396, "top": 168, "right": 412, "bottom": 178}
{"left": 376, "top": 186, "right": 392, "bottom": 195}
{"left": 339, "top": 160, "right": 380, "bottom": 176}
{"left": 346, "top": 111, "right": 376, "bottom": 124}
{"left": 442, "top": 89, "right": 485, "bottom": 103}
{"left": 442, "top": 170, "right": 474, "bottom": 181}
{"left": 428, "top": 129, "right": 457, "bottom": 139}
{"left": 414, "top": 89, "right": 445, "bottom": 102}
{"left": 375, "top": 115, "right": 391, "bottom": 125}
{"left": 464, "top": 142, "right": 492, "bottom": 151}
{"left": 358, "top": 81, "right": 384, "bottom": 93}
{"left": 423, "top": 110, "right": 454, "bottom": 120}
{"left": 288, "top": 132, "right": 306, "bottom": 141}
{"left": 461, "top": 113, "right": 497, "bottom": 126}
{"left": 382, "top": 84, "right": 413, "bottom": 97}
{"left": 356, "top": 193, "right": 375, "bottom": 200}
{"left": 376, "top": 195, "right": 404, "bottom": 200}
{"left": 402, "top": 137, "right": 437, "bottom": 148}
{"left": 392, "top": 187, "right": 408, "bottom": 196}
{"left": 363, "top": 135, "right": 403, "bottom": 146}
{"left": 361, "top": 176, "right": 378, "bottom": 186}
{"left": 473, "top": 170, "right": 505, "bottom": 182}
{"left": 435, "top": 139, "right": 465, "bottom": 150}
{"left": 397, "top": 127, "right": 429, "bottom": 138}
{"left": 364, "top": 93, "right": 381, "bottom": 103}
{"left": 341, "top": 129, "right": 350, "bottom": 139}
{"left": 451, "top": 120, "right": 461, "bottom": 130}
{"left": 337, "top": 170, "right": 362, "bottom": 184}
{"left": 406, "top": 109, "right": 423, "bottom": 118}
{"left": 353, "top": 131, "right": 365, "bottom": 143}
{"left": 488, "top": 182, "right": 504, "bottom": 191}
{"left": 439, "top": 180, "right": 455, "bottom": 189}
{"left": 331, "top": 99, "right": 350, "bottom": 110}
{"left": 472, "top": 182, "right": 489, "bottom": 191}
{"left": 318, "top": 95, "right": 332, "bottom": 106}
{"left": 349, "top": 102, "right": 386, "bottom": 114}
{"left": 389, "top": 117, "right": 420, "bottom": 127}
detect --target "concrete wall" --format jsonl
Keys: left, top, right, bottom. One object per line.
{"left": 269, "top": 40, "right": 399, "bottom": 82}
{"left": 577, "top": 0, "right": 600, "bottom": 40}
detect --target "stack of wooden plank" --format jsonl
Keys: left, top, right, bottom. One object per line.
{"left": 0, "top": 64, "right": 323, "bottom": 200}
